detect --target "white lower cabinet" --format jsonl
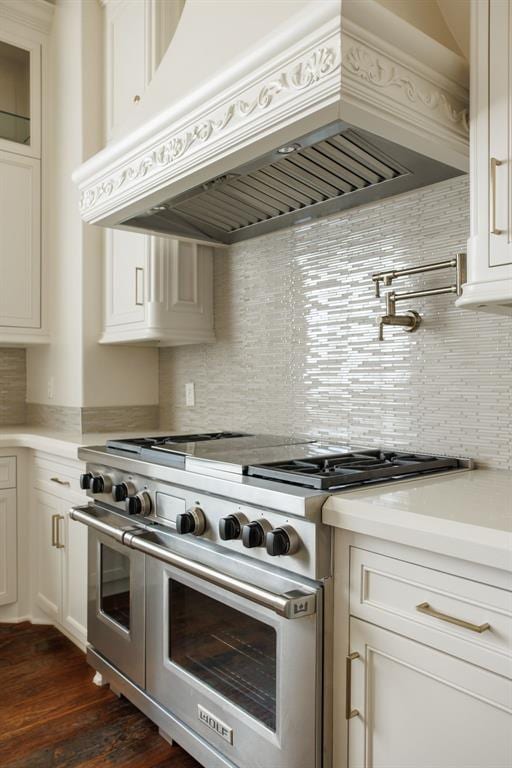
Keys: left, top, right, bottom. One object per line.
{"left": 0, "top": 488, "right": 17, "bottom": 606}
{"left": 34, "top": 490, "right": 62, "bottom": 621}
{"left": 33, "top": 457, "right": 87, "bottom": 647}
{"left": 0, "top": 456, "right": 17, "bottom": 607}
{"left": 61, "top": 503, "right": 88, "bottom": 642}
{"left": 334, "top": 535, "right": 512, "bottom": 768}
{"left": 347, "top": 617, "right": 512, "bottom": 768}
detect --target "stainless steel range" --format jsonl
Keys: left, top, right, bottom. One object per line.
{"left": 71, "top": 433, "right": 471, "bottom": 768}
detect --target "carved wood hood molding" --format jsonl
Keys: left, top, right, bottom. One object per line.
{"left": 73, "top": 0, "right": 469, "bottom": 238}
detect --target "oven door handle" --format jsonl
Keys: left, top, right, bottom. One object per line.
{"left": 70, "top": 505, "right": 316, "bottom": 620}
{"left": 69, "top": 504, "right": 141, "bottom": 543}
{"left": 125, "top": 529, "right": 316, "bottom": 619}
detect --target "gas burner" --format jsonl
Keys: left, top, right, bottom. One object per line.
{"left": 247, "top": 450, "right": 465, "bottom": 490}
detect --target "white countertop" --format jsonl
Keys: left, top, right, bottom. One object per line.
{"left": 323, "top": 469, "right": 512, "bottom": 572}
{"left": 0, "top": 426, "right": 174, "bottom": 461}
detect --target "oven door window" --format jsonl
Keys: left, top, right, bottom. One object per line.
{"left": 169, "top": 580, "right": 277, "bottom": 730}
{"left": 100, "top": 544, "right": 131, "bottom": 630}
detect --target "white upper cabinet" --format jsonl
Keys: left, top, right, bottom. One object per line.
{"left": 101, "top": 237, "right": 215, "bottom": 346}
{"left": 102, "top": 0, "right": 214, "bottom": 347}
{"left": 457, "top": 0, "right": 512, "bottom": 313}
{"left": 488, "top": 0, "right": 512, "bottom": 269}
{"left": 0, "top": 7, "right": 50, "bottom": 345}
{"left": 104, "top": 229, "right": 147, "bottom": 328}
{"left": 103, "top": 0, "right": 185, "bottom": 139}
{"left": 0, "top": 151, "right": 41, "bottom": 329}
{"left": 105, "top": 0, "right": 148, "bottom": 139}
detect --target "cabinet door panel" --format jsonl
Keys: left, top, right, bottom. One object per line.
{"left": 106, "top": 0, "right": 147, "bottom": 136}
{"left": 348, "top": 618, "right": 512, "bottom": 768}
{"left": 105, "top": 229, "right": 147, "bottom": 326}
{"left": 34, "top": 492, "right": 61, "bottom": 621}
{"left": 489, "top": 0, "right": 512, "bottom": 267}
{"left": 61, "top": 504, "right": 87, "bottom": 645}
{"left": 0, "top": 489, "right": 16, "bottom": 606}
{"left": 0, "top": 151, "right": 40, "bottom": 327}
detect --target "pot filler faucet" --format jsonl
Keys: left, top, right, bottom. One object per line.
{"left": 373, "top": 252, "right": 466, "bottom": 341}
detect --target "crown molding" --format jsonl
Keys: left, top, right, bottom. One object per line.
{"left": 340, "top": 17, "right": 469, "bottom": 148}
{"left": 0, "top": 0, "right": 54, "bottom": 35}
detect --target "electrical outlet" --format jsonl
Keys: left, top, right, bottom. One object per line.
{"left": 47, "top": 377, "right": 54, "bottom": 400}
{"left": 185, "top": 382, "right": 195, "bottom": 407}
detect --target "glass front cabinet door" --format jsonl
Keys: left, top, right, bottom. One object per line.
{"left": 0, "top": 32, "right": 41, "bottom": 158}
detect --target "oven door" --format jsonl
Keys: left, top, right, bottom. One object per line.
{"left": 145, "top": 552, "right": 322, "bottom": 768}
{"left": 74, "top": 505, "right": 146, "bottom": 688}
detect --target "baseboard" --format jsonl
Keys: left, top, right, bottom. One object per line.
{"left": 0, "top": 616, "right": 86, "bottom": 652}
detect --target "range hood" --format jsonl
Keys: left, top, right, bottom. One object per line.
{"left": 74, "top": 0, "right": 469, "bottom": 245}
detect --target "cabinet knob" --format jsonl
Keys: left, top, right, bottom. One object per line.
{"left": 133, "top": 94, "right": 141, "bottom": 104}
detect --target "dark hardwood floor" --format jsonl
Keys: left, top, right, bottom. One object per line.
{"left": 0, "top": 622, "right": 201, "bottom": 768}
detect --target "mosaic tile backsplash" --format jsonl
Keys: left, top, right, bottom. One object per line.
{"left": 160, "top": 176, "right": 512, "bottom": 469}
{"left": 0, "top": 349, "right": 26, "bottom": 425}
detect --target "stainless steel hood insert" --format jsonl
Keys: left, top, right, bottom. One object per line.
{"left": 122, "top": 124, "right": 461, "bottom": 244}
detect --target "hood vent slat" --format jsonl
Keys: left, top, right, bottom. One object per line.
{"left": 330, "top": 134, "right": 397, "bottom": 180}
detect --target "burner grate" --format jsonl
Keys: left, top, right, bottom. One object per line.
{"left": 247, "top": 451, "right": 461, "bottom": 490}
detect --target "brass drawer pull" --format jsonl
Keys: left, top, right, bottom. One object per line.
{"left": 135, "top": 267, "right": 144, "bottom": 306}
{"left": 416, "top": 602, "right": 490, "bottom": 634}
{"left": 345, "top": 652, "right": 360, "bottom": 719}
{"left": 55, "top": 515, "right": 65, "bottom": 549}
{"left": 50, "top": 477, "right": 70, "bottom": 486}
{"left": 51, "top": 513, "right": 65, "bottom": 548}
{"left": 490, "top": 157, "right": 503, "bottom": 235}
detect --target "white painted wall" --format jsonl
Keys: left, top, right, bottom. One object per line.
{"left": 27, "top": 0, "right": 84, "bottom": 408}
{"left": 26, "top": 0, "right": 158, "bottom": 409}
{"left": 374, "top": 0, "right": 465, "bottom": 56}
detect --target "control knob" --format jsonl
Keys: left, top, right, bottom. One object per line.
{"left": 90, "top": 474, "right": 113, "bottom": 494}
{"left": 219, "top": 513, "right": 248, "bottom": 541}
{"left": 265, "top": 525, "right": 300, "bottom": 557}
{"left": 79, "top": 472, "right": 93, "bottom": 490}
{"left": 112, "top": 481, "right": 135, "bottom": 502}
{"left": 241, "top": 519, "right": 272, "bottom": 549}
{"left": 126, "top": 491, "right": 152, "bottom": 516}
{"left": 175, "top": 506, "right": 206, "bottom": 536}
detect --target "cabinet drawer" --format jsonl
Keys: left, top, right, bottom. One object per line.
{"left": 350, "top": 548, "right": 512, "bottom": 676}
{"left": 0, "top": 457, "right": 16, "bottom": 489}
{"left": 33, "top": 457, "right": 85, "bottom": 498}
